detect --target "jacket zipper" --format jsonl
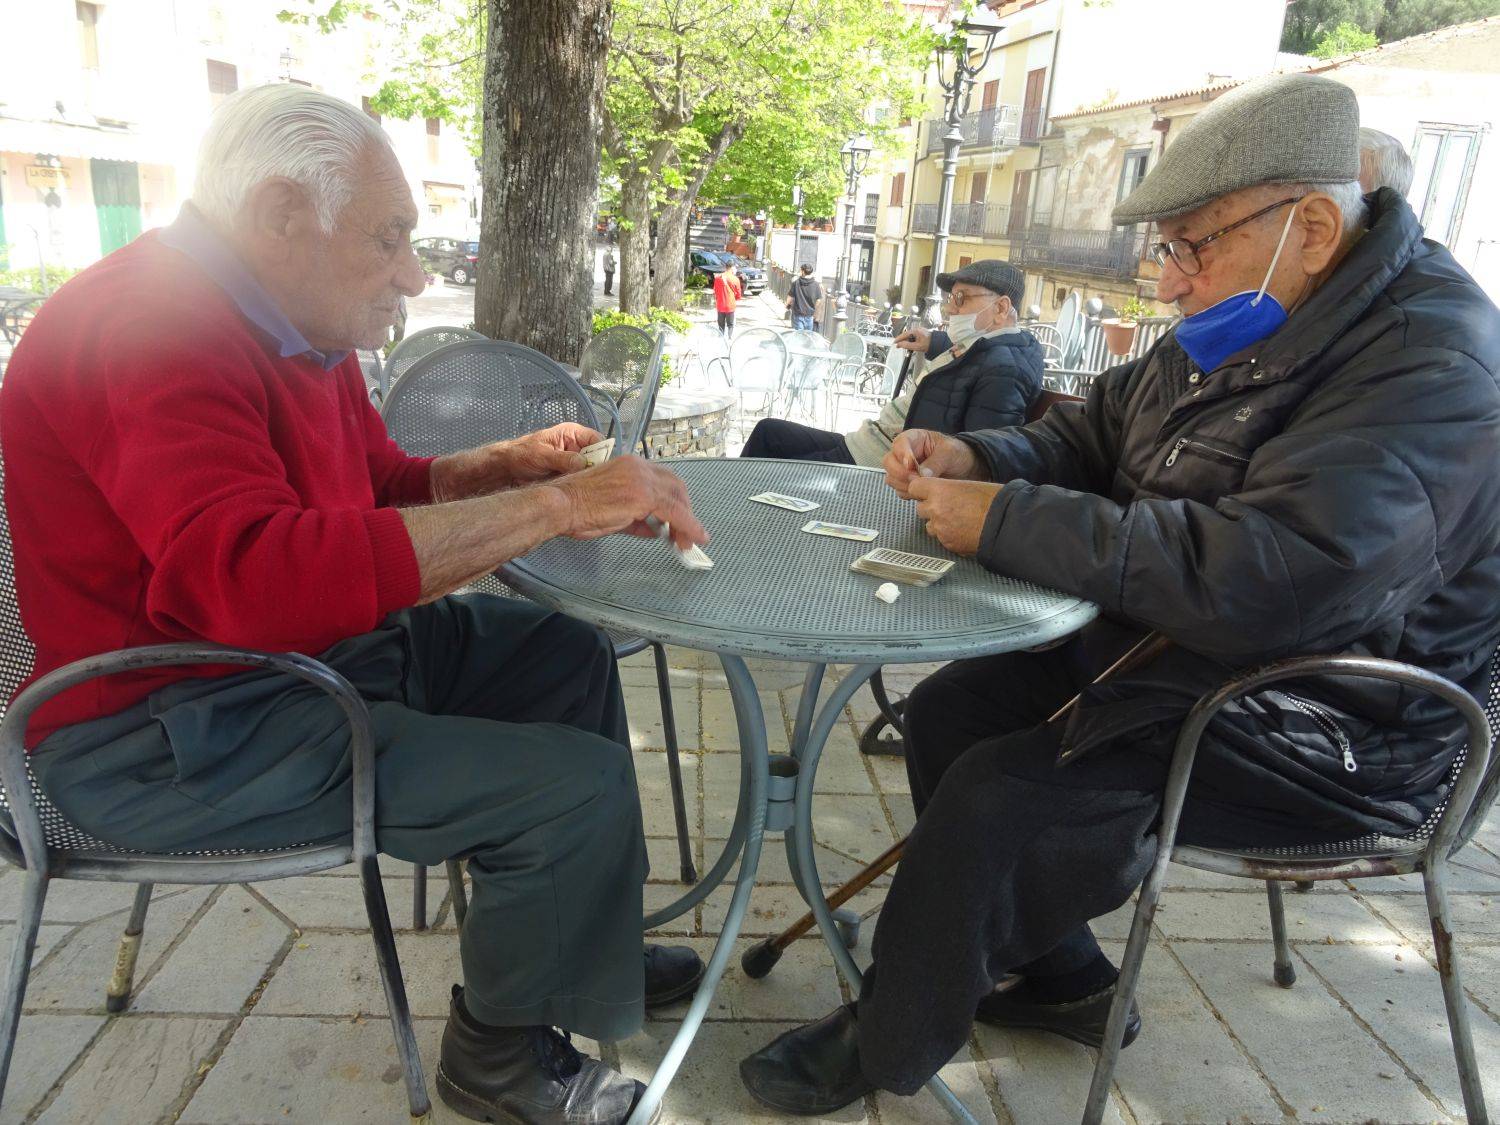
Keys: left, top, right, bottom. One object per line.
{"left": 1274, "top": 690, "right": 1357, "bottom": 772}
{"left": 1164, "top": 437, "right": 1252, "bottom": 468}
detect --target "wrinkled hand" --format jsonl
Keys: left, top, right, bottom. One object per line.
{"left": 488, "top": 423, "right": 603, "bottom": 486}
{"left": 526, "top": 422, "right": 602, "bottom": 453}
{"left": 907, "top": 476, "right": 1001, "bottom": 557}
{"left": 549, "top": 456, "right": 709, "bottom": 551}
{"left": 883, "top": 429, "right": 984, "bottom": 498}
{"left": 893, "top": 326, "right": 931, "bottom": 354}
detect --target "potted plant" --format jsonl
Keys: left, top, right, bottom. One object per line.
{"left": 1102, "top": 295, "right": 1152, "bottom": 356}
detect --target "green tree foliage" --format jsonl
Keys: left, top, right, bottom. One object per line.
{"left": 1280, "top": 0, "right": 1500, "bottom": 53}
{"left": 1311, "top": 20, "right": 1380, "bottom": 57}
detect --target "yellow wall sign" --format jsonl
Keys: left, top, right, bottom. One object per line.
{"left": 25, "top": 165, "right": 70, "bottom": 189}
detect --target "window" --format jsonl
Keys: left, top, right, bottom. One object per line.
{"left": 361, "top": 96, "right": 381, "bottom": 123}
{"left": 863, "top": 192, "right": 880, "bottom": 225}
{"left": 1021, "top": 67, "right": 1047, "bottom": 141}
{"left": 1117, "top": 147, "right": 1150, "bottom": 201}
{"left": 206, "top": 61, "right": 238, "bottom": 107}
{"left": 958, "top": 255, "right": 974, "bottom": 268}
{"left": 1409, "top": 123, "right": 1483, "bottom": 247}
{"left": 891, "top": 172, "right": 906, "bottom": 207}
{"left": 426, "top": 117, "right": 441, "bottom": 162}
{"left": 76, "top": 2, "right": 100, "bottom": 70}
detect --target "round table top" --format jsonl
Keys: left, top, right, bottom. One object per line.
{"left": 504, "top": 458, "right": 1097, "bottom": 664}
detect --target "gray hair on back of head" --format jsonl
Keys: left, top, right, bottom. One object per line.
{"left": 1357, "top": 127, "right": 1415, "bottom": 198}
{"left": 192, "top": 84, "right": 393, "bottom": 234}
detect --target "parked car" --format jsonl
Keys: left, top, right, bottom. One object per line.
{"left": 687, "top": 250, "right": 765, "bottom": 293}
{"left": 687, "top": 249, "right": 730, "bottom": 286}
{"left": 725, "top": 255, "right": 766, "bottom": 294}
{"left": 412, "top": 236, "right": 480, "bottom": 285}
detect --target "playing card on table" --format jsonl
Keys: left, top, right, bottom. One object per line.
{"left": 580, "top": 438, "right": 615, "bottom": 467}
{"left": 801, "top": 519, "right": 879, "bottom": 542}
{"left": 749, "top": 491, "right": 821, "bottom": 513}
{"left": 851, "top": 547, "right": 955, "bottom": 586}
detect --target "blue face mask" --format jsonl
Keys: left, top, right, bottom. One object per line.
{"left": 1174, "top": 204, "right": 1299, "bottom": 374}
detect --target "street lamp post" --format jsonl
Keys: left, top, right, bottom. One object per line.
{"left": 925, "top": 18, "right": 1001, "bottom": 320}
{"left": 790, "top": 182, "right": 804, "bottom": 274}
{"left": 829, "top": 133, "right": 873, "bottom": 342}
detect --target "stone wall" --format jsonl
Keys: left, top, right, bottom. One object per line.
{"left": 642, "top": 388, "right": 735, "bottom": 459}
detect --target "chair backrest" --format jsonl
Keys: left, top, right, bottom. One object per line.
{"left": 1026, "top": 388, "right": 1083, "bottom": 425}
{"left": 729, "top": 328, "right": 789, "bottom": 393}
{"left": 831, "top": 332, "right": 866, "bottom": 364}
{"left": 385, "top": 326, "right": 486, "bottom": 385}
{"left": 788, "top": 329, "right": 823, "bottom": 352}
{"left": 1456, "top": 650, "right": 1500, "bottom": 848}
{"left": 1054, "top": 292, "right": 1082, "bottom": 366}
{"left": 684, "top": 325, "right": 732, "bottom": 387}
{"left": 613, "top": 331, "right": 667, "bottom": 455}
{"left": 380, "top": 340, "right": 601, "bottom": 456}
{"left": 580, "top": 325, "right": 665, "bottom": 455}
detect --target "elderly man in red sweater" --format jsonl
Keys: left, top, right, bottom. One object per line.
{"left": 1, "top": 84, "right": 707, "bottom": 1125}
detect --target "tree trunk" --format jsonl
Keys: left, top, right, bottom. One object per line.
{"left": 650, "top": 123, "right": 744, "bottom": 310}
{"left": 475, "top": 0, "right": 610, "bottom": 364}
{"left": 617, "top": 170, "right": 653, "bottom": 316}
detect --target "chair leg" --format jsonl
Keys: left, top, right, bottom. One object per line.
{"left": 0, "top": 870, "right": 49, "bottom": 1107}
{"left": 357, "top": 855, "right": 431, "bottom": 1119}
{"left": 1425, "top": 862, "right": 1490, "bottom": 1123}
{"left": 652, "top": 642, "right": 697, "bottom": 884}
{"left": 446, "top": 859, "right": 469, "bottom": 926}
{"left": 105, "top": 883, "right": 153, "bottom": 1013}
{"left": 412, "top": 866, "right": 428, "bottom": 931}
{"left": 1266, "top": 880, "right": 1297, "bottom": 987}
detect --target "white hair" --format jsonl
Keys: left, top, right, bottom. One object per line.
{"left": 1294, "top": 179, "right": 1368, "bottom": 240}
{"left": 1358, "top": 127, "right": 1415, "bottom": 197}
{"left": 192, "top": 84, "right": 394, "bottom": 234}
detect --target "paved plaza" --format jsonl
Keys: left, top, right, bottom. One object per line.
{"left": 3, "top": 646, "right": 1499, "bottom": 1124}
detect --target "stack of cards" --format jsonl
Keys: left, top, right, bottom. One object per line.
{"left": 749, "top": 491, "right": 820, "bottom": 513}
{"left": 851, "top": 547, "right": 955, "bottom": 587}
{"left": 580, "top": 438, "right": 615, "bottom": 467}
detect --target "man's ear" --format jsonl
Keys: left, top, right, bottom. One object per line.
{"left": 1295, "top": 192, "right": 1347, "bottom": 275}
{"left": 240, "top": 177, "right": 318, "bottom": 259}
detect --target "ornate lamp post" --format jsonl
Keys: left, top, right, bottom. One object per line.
{"left": 924, "top": 16, "right": 1001, "bottom": 319}
{"left": 829, "top": 133, "right": 873, "bottom": 342}
{"left": 790, "top": 182, "right": 804, "bottom": 273}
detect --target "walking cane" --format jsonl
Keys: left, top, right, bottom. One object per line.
{"left": 740, "top": 632, "right": 1171, "bottom": 980}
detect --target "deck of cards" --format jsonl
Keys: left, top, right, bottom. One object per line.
{"left": 851, "top": 547, "right": 955, "bottom": 587}
{"left": 801, "top": 519, "right": 879, "bottom": 542}
{"left": 580, "top": 437, "right": 615, "bottom": 467}
{"left": 749, "top": 491, "right": 820, "bottom": 513}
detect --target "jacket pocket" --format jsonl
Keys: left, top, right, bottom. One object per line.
{"left": 1162, "top": 434, "right": 1251, "bottom": 469}
{"left": 1270, "top": 689, "right": 1358, "bottom": 774}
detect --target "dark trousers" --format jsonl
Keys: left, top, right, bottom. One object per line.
{"left": 716, "top": 310, "right": 736, "bottom": 335}
{"left": 741, "top": 418, "right": 855, "bottom": 464}
{"left": 32, "top": 594, "right": 649, "bottom": 1041}
{"left": 603, "top": 270, "right": 614, "bottom": 295}
{"left": 857, "top": 622, "right": 1177, "bottom": 1093}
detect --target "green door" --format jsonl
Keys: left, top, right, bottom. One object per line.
{"left": 91, "top": 159, "right": 142, "bottom": 256}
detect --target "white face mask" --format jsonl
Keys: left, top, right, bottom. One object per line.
{"left": 946, "top": 311, "right": 984, "bottom": 348}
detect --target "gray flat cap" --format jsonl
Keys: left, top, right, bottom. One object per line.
{"left": 935, "top": 259, "right": 1025, "bottom": 305}
{"left": 1112, "top": 73, "right": 1359, "bottom": 225}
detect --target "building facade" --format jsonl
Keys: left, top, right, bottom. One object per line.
{"left": 0, "top": 0, "right": 479, "bottom": 274}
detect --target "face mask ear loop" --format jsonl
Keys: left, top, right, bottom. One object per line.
{"left": 1252, "top": 203, "right": 1299, "bottom": 307}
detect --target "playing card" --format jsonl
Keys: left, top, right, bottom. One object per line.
{"left": 580, "top": 438, "right": 615, "bottom": 467}
{"left": 801, "top": 520, "right": 879, "bottom": 542}
{"left": 851, "top": 547, "right": 954, "bottom": 586}
{"left": 676, "top": 544, "right": 714, "bottom": 569}
{"left": 749, "top": 491, "right": 821, "bottom": 513}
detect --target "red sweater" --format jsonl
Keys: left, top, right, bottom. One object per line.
{"left": 1, "top": 233, "right": 431, "bottom": 744}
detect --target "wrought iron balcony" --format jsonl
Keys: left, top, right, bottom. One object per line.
{"left": 1009, "top": 225, "right": 1148, "bottom": 279}
{"left": 924, "top": 105, "right": 1023, "bottom": 155}
{"left": 910, "top": 201, "right": 1014, "bottom": 240}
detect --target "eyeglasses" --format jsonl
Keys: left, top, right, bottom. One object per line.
{"left": 940, "top": 288, "right": 992, "bottom": 310}
{"left": 1148, "top": 197, "right": 1299, "bottom": 277}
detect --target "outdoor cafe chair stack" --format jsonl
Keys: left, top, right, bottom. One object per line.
{"left": 0, "top": 408, "right": 431, "bottom": 1120}
{"left": 379, "top": 339, "right": 696, "bottom": 923}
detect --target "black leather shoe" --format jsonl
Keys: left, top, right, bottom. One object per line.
{"left": 644, "top": 944, "right": 704, "bottom": 1008}
{"left": 437, "top": 986, "right": 653, "bottom": 1124}
{"left": 740, "top": 1004, "right": 874, "bottom": 1115}
{"left": 975, "top": 982, "right": 1143, "bottom": 1050}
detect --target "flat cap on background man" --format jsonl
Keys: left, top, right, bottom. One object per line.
{"left": 1112, "top": 72, "right": 1360, "bottom": 224}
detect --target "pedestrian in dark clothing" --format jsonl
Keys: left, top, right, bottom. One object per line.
{"left": 785, "top": 264, "right": 822, "bottom": 330}
{"left": 602, "top": 244, "right": 616, "bottom": 296}
{"left": 741, "top": 260, "right": 1042, "bottom": 466}
{"left": 742, "top": 73, "right": 1500, "bottom": 1115}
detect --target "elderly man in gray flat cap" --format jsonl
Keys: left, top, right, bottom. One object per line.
{"left": 742, "top": 72, "right": 1500, "bottom": 1113}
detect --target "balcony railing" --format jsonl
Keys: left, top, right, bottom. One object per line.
{"left": 910, "top": 201, "right": 1014, "bottom": 240}
{"left": 924, "top": 105, "right": 1022, "bottom": 155}
{"left": 1009, "top": 225, "right": 1147, "bottom": 279}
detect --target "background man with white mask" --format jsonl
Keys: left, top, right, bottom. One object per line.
{"left": 741, "top": 72, "right": 1500, "bottom": 1116}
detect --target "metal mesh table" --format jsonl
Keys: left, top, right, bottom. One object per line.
{"left": 504, "top": 459, "right": 1097, "bottom": 1124}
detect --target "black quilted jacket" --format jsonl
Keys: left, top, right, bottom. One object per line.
{"left": 906, "top": 328, "right": 1044, "bottom": 435}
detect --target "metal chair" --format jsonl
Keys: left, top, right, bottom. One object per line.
{"left": 0, "top": 432, "right": 429, "bottom": 1118}
{"left": 1054, "top": 292, "right": 1084, "bottom": 368}
{"left": 384, "top": 325, "right": 485, "bottom": 389}
{"left": 580, "top": 326, "right": 667, "bottom": 456}
{"left": 729, "top": 328, "right": 790, "bottom": 419}
{"left": 1085, "top": 653, "right": 1499, "bottom": 1125}
{"left": 682, "top": 325, "right": 733, "bottom": 391}
{"left": 379, "top": 340, "right": 695, "bottom": 928}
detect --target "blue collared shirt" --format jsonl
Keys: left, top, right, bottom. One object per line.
{"left": 159, "top": 204, "right": 349, "bottom": 370}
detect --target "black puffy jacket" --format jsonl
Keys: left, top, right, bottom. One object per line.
{"left": 963, "top": 191, "right": 1500, "bottom": 842}
{"left": 905, "top": 328, "right": 1044, "bottom": 434}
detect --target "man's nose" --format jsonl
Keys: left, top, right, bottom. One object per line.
{"left": 395, "top": 244, "right": 428, "bottom": 297}
{"left": 1154, "top": 258, "right": 1191, "bottom": 306}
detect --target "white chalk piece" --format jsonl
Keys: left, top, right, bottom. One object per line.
{"left": 875, "top": 582, "right": 900, "bottom": 603}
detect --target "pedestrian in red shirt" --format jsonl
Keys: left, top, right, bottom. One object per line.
{"left": 1, "top": 83, "right": 708, "bottom": 1125}
{"left": 712, "top": 260, "right": 741, "bottom": 336}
